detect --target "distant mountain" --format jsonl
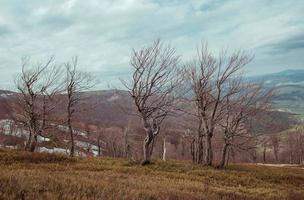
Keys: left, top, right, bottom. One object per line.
{"left": 248, "top": 69, "right": 304, "bottom": 118}
{"left": 0, "top": 90, "right": 15, "bottom": 98}
{"left": 0, "top": 83, "right": 298, "bottom": 153}
{"left": 1, "top": 69, "right": 303, "bottom": 125}
{"left": 248, "top": 69, "right": 304, "bottom": 86}
{"left": 0, "top": 90, "right": 13, "bottom": 118}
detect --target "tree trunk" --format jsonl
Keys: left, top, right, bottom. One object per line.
{"left": 142, "top": 120, "right": 159, "bottom": 165}
{"left": 301, "top": 149, "right": 304, "bottom": 165}
{"left": 205, "top": 133, "right": 213, "bottom": 166}
{"left": 149, "top": 137, "right": 155, "bottom": 157}
{"left": 226, "top": 147, "right": 230, "bottom": 166}
{"left": 196, "top": 119, "right": 204, "bottom": 164}
{"left": 181, "top": 139, "right": 185, "bottom": 158}
{"left": 68, "top": 122, "right": 74, "bottom": 157}
{"left": 124, "top": 127, "right": 129, "bottom": 158}
{"left": 29, "top": 135, "right": 38, "bottom": 152}
{"left": 67, "top": 96, "right": 75, "bottom": 157}
{"left": 25, "top": 131, "right": 32, "bottom": 150}
{"left": 26, "top": 118, "right": 36, "bottom": 151}
{"left": 263, "top": 147, "right": 266, "bottom": 163}
{"left": 252, "top": 150, "right": 257, "bottom": 163}
{"left": 198, "top": 135, "right": 204, "bottom": 164}
{"left": 112, "top": 142, "right": 116, "bottom": 158}
{"left": 194, "top": 134, "right": 202, "bottom": 164}
{"left": 162, "top": 137, "right": 166, "bottom": 161}
{"left": 230, "top": 148, "right": 236, "bottom": 162}
{"left": 219, "top": 143, "right": 228, "bottom": 168}
{"left": 27, "top": 118, "right": 38, "bottom": 152}
{"left": 142, "top": 134, "right": 153, "bottom": 165}
{"left": 98, "top": 144, "right": 101, "bottom": 156}
{"left": 190, "top": 138, "right": 195, "bottom": 162}
{"left": 273, "top": 147, "right": 279, "bottom": 163}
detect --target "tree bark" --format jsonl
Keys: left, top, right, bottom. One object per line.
{"left": 190, "top": 138, "right": 195, "bottom": 162}
{"left": 29, "top": 135, "right": 38, "bottom": 152}
{"left": 226, "top": 147, "right": 230, "bottom": 166}
{"left": 197, "top": 134, "right": 204, "bottom": 164}
{"left": 219, "top": 143, "right": 229, "bottom": 168}
{"left": 195, "top": 118, "right": 204, "bottom": 164}
{"left": 274, "top": 148, "right": 279, "bottom": 163}
{"left": 98, "top": 143, "right": 101, "bottom": 157}
{"left": 25, "top": 131, "right": 32, "bottom": 150}
{"left": 142, "top": 134, "right": 153, "bottom": 165}
{"left": 263, "top": 147, "right": 266, "bottom": 163}
{"left": 124, "top": 127, "right": 129, "bottom": 158}
{"left": 149, "top": 137, "right": 156, "bottom": 157}
{"left": 162, "top": 137, "right": 166, "bottom": 161}
{"left": 28, "top": 116, "right": 39, "bottom": 152}
{"left": 67, "top": 95, "right": 75, "bottom": 157}
{"left": 205, "top": 133, "right": 213, "bottom": 166}
{"left": 68, "top": 121, "right": 74, "bottom": 157}
{"left": 301, "top": 149, "right": 304, "bottom": 165}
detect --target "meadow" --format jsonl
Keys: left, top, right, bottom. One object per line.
{"left": 0, "top": 149, "right": 303, "bottom": 200}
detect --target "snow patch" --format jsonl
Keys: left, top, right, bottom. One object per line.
{"left": 39, "top": 147, "right": 68, "bottom": 154}
{"left": 107, "top": 94, "right": 119, "bottom": 102}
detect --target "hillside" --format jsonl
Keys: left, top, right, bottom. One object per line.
{"left": 0, "top": 88, "right": 298, "bottom": 126}
{"left": 248, "top": 70, "right": 304, "bottom": 86}
{"left": 0, "top": 70, "right": 302, "bottom": 161}
{"left": 0, "top": 85, "right": 299, "bottom": 160}
{"left": 248, "top": 70, "right": 304, "bottom": 119}
{"left": 0, "top": 150, "right": 303, "bottom": 200}
{"left": 3, "top": 69, "right": 304, "bottom": 122}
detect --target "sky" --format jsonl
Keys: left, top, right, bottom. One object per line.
{"left": 0, "top": 0, "right": 303, "bottom": 89}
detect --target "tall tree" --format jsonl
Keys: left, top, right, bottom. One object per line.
{"left": 187, "top": 43, "right": 253, "bottom": 166}
{"left": 122, "top": 39, "right": 181, "bottom": 165}
{"left": 14, "top": 57, "right": 61, "bottom": 152}
{"left": 64, "top": 57, "right": 94, "bottom": 157}
{"left": 218, "top": 83, "right": 274, "bottom": 168}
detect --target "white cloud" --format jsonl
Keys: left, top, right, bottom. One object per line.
{"left": 0, "top": 0, "right": 303, "bottom": 89}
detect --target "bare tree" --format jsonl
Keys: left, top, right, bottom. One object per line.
{"left": 269, "top": 134, "right": 280, "bottom": 163}
{"left": 285, "top": 128, "right": 304, "bottom": 164}
{"left": 122, "top": 39, "right": 181, "bottom": 165}
{"left": 64, "top": 57, "right": 94, "bottom": 157}
{"left": 14, "top": 57, "right": 61, "bottom": 152}
{"left": 123, "top": 121, "right": 131, "bottom": 159}
{"left": 186, "top": 43, "right": 253, "bottom": 166}
{"left": 162, "top": 136, "right": 167, "bottom": 161}
{"left": 96, "top": 126, "right": 105, "bottom": 157}
{"left": 218, "top": 83, "right": 274, "bottom": 168}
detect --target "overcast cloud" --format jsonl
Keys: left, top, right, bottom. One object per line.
{"left": 0, "top": 0, "right": 303, "bottom": 89}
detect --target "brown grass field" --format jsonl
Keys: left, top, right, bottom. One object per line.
{"left": 0, "top": 149, "right": 303, "bottom": 200}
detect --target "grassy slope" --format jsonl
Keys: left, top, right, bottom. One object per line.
{"left": 0, "top": 150, "right": 303, "bottom": 200}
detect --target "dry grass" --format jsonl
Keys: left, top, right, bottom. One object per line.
{"left": 0, "top": 150, "right": 303, "bottom": 200}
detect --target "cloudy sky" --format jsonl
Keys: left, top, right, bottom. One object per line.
{"left": 0, "top": 0, "right": 303, "bottom": 89}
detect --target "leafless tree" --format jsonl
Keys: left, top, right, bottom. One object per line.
{"left": 269, "top": 134, "right": 280, "bottom": 163}
{"left": 96, "top": 126, "right": 105, "bottom": 157}
{"left": 122, "top": 39, "right": 181, "bottom": 165}
{"left": 123, "top": 121, "right": 131, "bottom": 159}
{"left": 218, "top": 83, "right": 274, "bottom": 168}
{"left": 14, "top": 57, "right": 61, "bottom": 152}
{"left": 285, "top": 128, "right": 304, "bottom": 164}
{"left": 64, "top": 57, "right": 94, "bottom": 157}
{"left": 179, "top": 114, "right": 202, "bottom": 163}
{"left": 162, "top": 136, "right": 167, "bottom": 161}
{"left": 186, "top": 43, "right": 253, "bottom": 166}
